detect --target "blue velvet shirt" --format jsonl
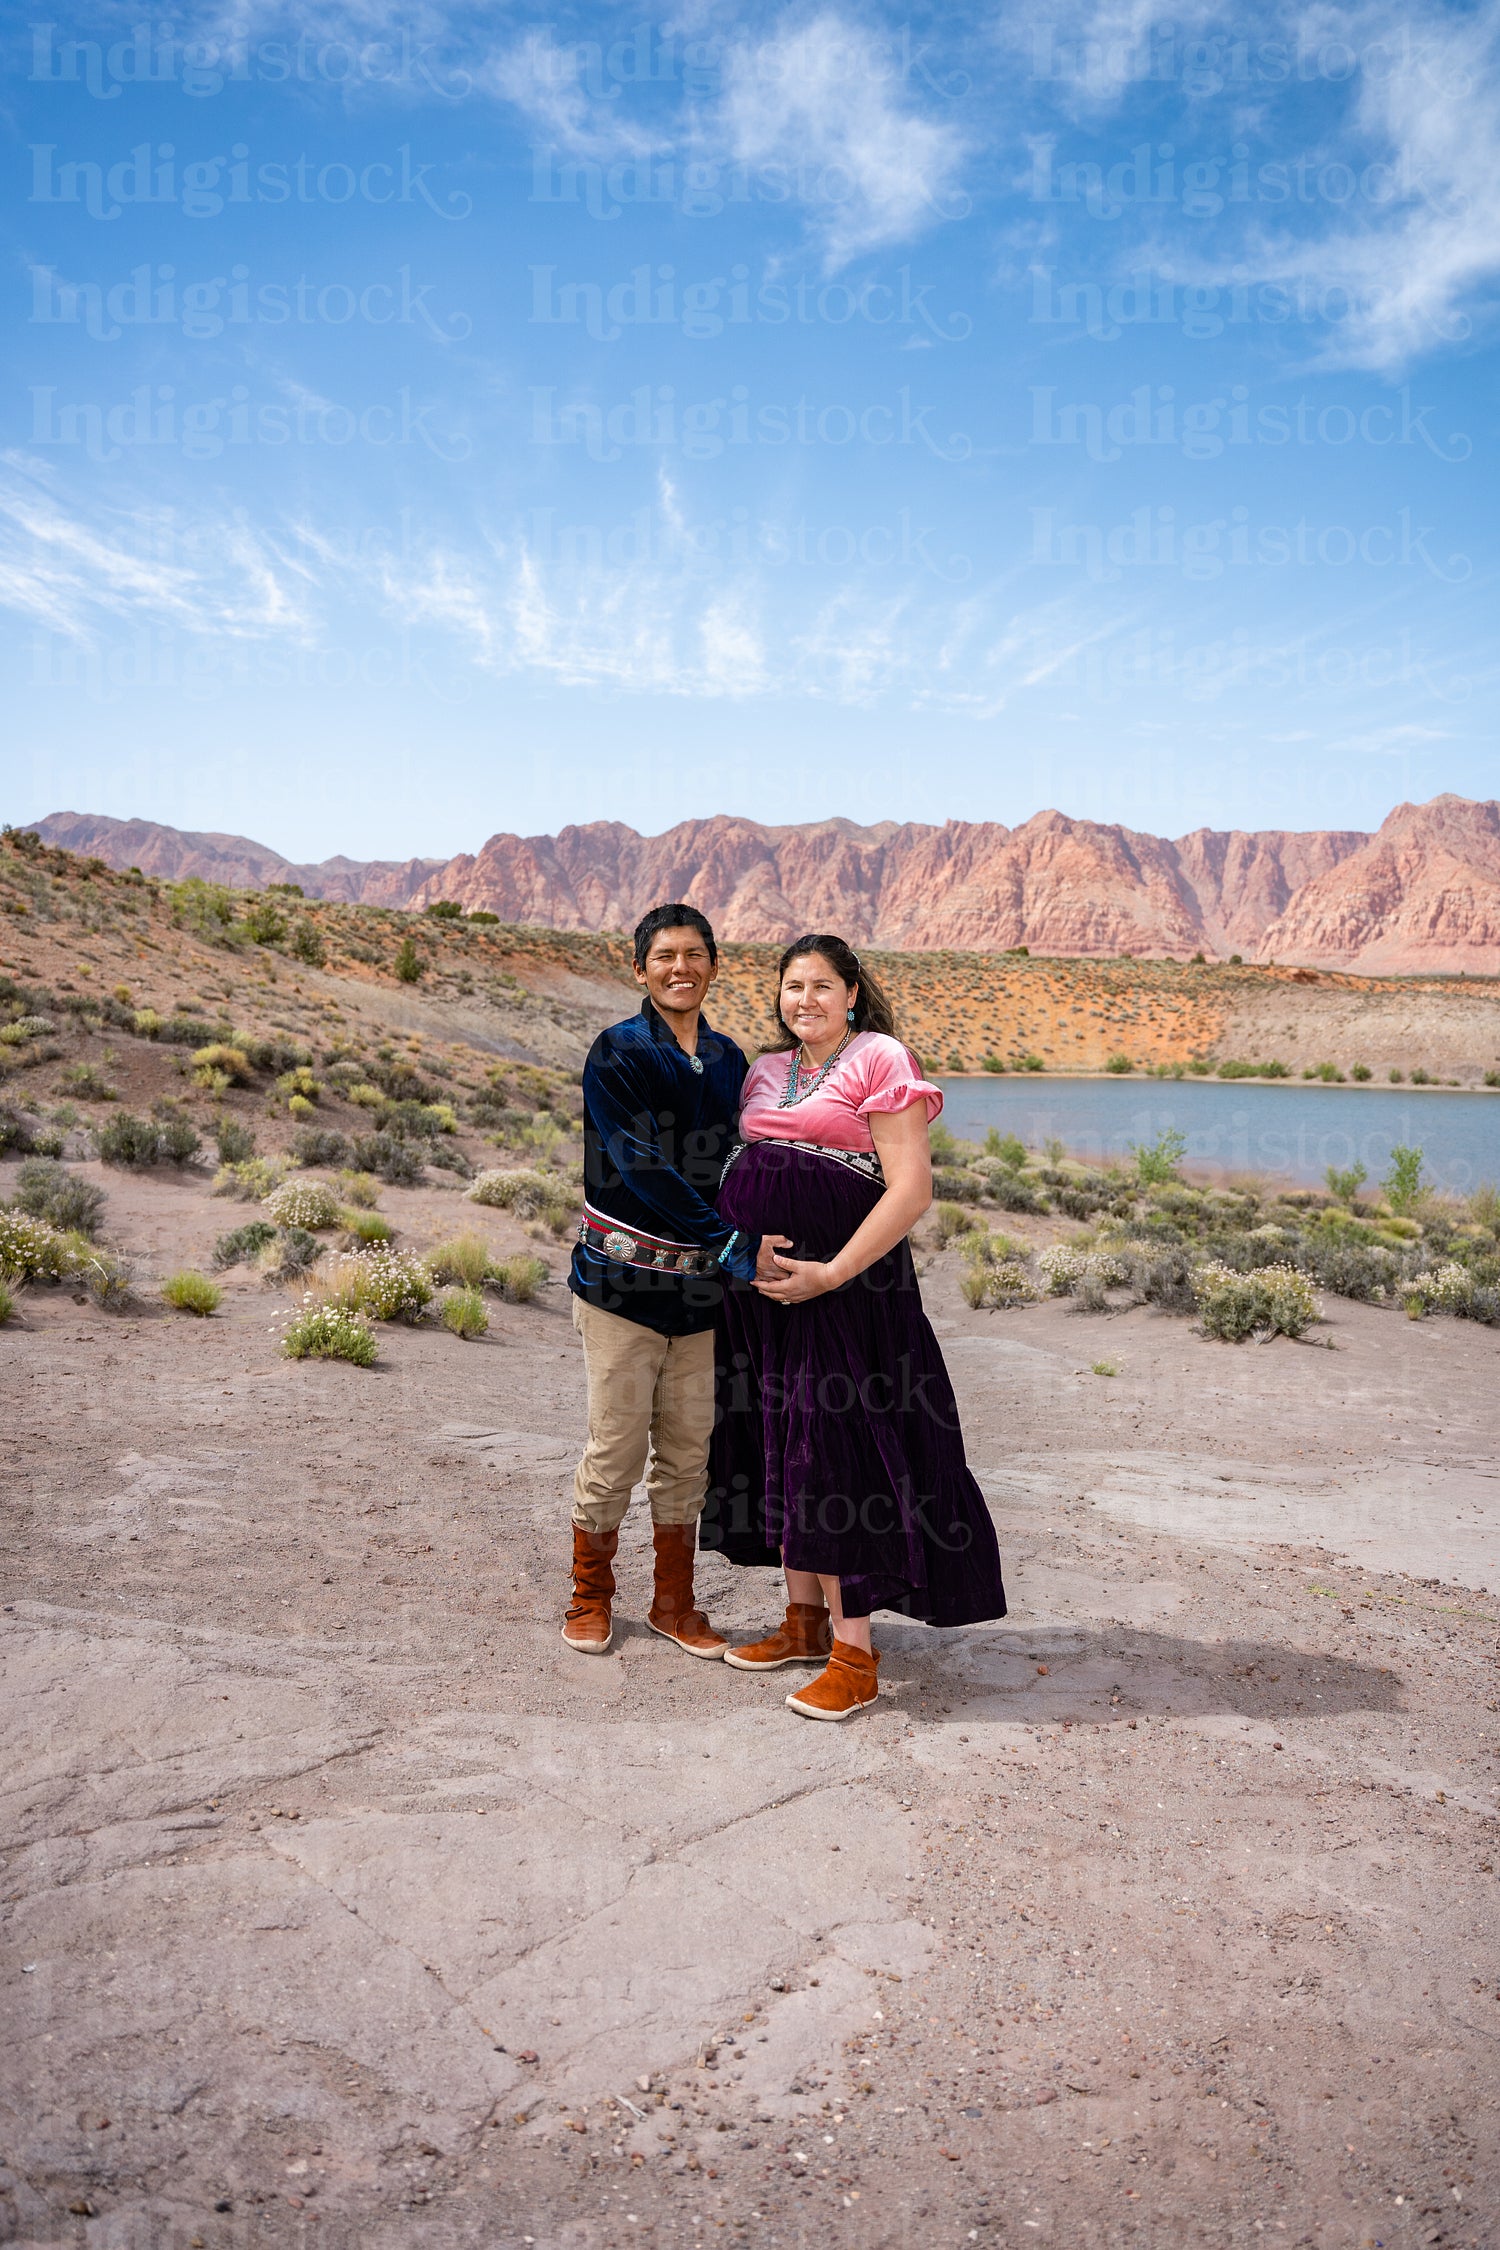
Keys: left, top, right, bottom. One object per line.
{"left": 569, "top": 998, "right": 762, "bottom": 1335}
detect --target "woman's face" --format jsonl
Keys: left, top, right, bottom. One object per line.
{"left": 780, "top": 953, "right": 856, "bottom": 1052}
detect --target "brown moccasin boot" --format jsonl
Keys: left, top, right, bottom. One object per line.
{"left": 785, "top": 1640, "right": 880, "bottom": 1721}
{"left": 562, "top": 1524, "right": 618, "bottom": 1654}
{"left": 724, "top": 1602, "right": 834, "bottom": 1672}
{"left": 646, "top": 1522, "right": 726, "bottom": 1660}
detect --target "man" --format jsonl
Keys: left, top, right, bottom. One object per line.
{"left": 565, "top": 905, "right": 788, "bottom": 1659}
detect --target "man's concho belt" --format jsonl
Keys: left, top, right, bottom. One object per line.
{"left": 578, "top": 1202, "right": 719, "bottom": 1275}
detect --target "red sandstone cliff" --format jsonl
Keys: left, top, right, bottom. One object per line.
{"left": 30, "top": 798, "right": 1499, "bottom": 969}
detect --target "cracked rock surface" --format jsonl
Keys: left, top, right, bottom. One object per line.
{"left": 3, "top": 1161, "right": 1499, "bottom": 2247}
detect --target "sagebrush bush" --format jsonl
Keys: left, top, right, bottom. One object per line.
{"left": 214, "top": 1117, "right": 257, "bottom": 1163}
{"left": 264, "top": 1178, "right": 342, "bottom": 1229}
{"left": 282, "top": 1302, "right": 377, "bottom": 1366}
{"left": 95, "top": 1113, "right": 160, "bottom": 1168}
{"left": 488, "top": 1252, "right": 548, "bottom": 1303}
{"left": 930, "top": 1166, "right": 982, "bottom": 1205}
{"left": 0, "top": 1015, "right": 53, "bottom": 1047}
{"left": 351, "top": 1131, "right": 423, "bottom": 1185}
{"left": 0, "top": 1278, "right": 13, "bottom": 1323}
{"left": 12, "top": 1157, "right": 105, "bottom": 1237}
{"left": 980, "top": 1164, "right": 1049, "bottom": 1214}
{"left": 440, "top": 1287, "right": 489, "bottom": 1339}
{"left": 192, "top": 1043, "right": 251, "bottom": 1086}
{"left": 290, "top": 1125, "right": 351, "bottom": 1169}
{"left": 1195, "top": 1262, "right": 1320, "bottom": 1342}
{"left": 74, "top": 1245, "right": 133, "bottom": 1309}
{"left": 155, "top": 1113, "right": 201, "bottom": 1165}
{"left": 162, "top": 1269, "right": 223, "bottom": 1316}
{"left": 337, "top": 1169, "right": 380, "bottom": 1207}
{"left": 60, "top": 1061, "right": 118, "bottom": 1101}
{"left": 260, "top": 1226, "right": 323, "bottom": 1282}
{"left": 275, "top": 1066, "right": 321, "bottom": 1106}
{"left": 213, "top": 1220, "right": 276, "bottom": 1268}
{"left": 0, "top": 1105, "right": 37, "bottom": 1156}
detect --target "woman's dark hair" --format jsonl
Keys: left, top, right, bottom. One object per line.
{"left": 632, "top": 902, "right": 717, "bottom": 969}
{"left": 766, "top": 932, "right": 897, "bottom": 1049}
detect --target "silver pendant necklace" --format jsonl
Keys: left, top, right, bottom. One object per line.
{"left": 780, "top": 1029, "right": 852, "bottom": 1108}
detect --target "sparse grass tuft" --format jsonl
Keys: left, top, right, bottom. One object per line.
{"left": 1091, "top": 1360, "right": 1118, "bottom": 1377}
{"left": 488, "top": 1252, "right": 548, "bottom": 1303}
{"left": 340, "top": 1208, "right": 393, "bottom": 1245}
{"left": 932, "top": 1202, "right": 982, "bottom": 1249}
{"left": 162, "top": 1269, "right": 223, "bottom": 1316}
{"left": 440, "top": 1287, "right": 489, "bottom": 1340}
{"left": 427, "top": 1232, "right": 492, "bottom": 1288}
{"left": 337, "top": 1169, "right": 381, "bottom": 1207}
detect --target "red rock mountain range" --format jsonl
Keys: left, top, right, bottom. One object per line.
{"left": 32, "top": 795, "right": 1500, "bottom": 973}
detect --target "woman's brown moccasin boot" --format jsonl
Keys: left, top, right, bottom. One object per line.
{"left": 562, "top": 1525, "right": 618, "bottom": 1655}
{"left": 785, "top": 1640, "right": 880, "bottom": 1721}
{"left": 646, "top": 1522, "right": 726, "bottom": 1659}
{"left": 724, "top": 1602, "right": 834, "bottom": 1672}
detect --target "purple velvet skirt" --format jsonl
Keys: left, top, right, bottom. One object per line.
{"left": 700, "top": 1139, "right": 1007, "bottom": 1627}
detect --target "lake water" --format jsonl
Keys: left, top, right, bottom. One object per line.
{"left": 932, "top": 1075, "right": 1500, "bottom": 1193}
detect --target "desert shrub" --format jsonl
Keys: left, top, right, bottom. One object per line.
{"left": 338, "top": 1168, "right": 380, "bottom": 1207}
{"left": 981, "top": 1132, "right": 1026, "bottom": 1171}
{"left": 156, "top": 1014, "right": 222, "bottom": 1047}
{"left": 1127, "top": 1243, "right": 1199, "bottom": 1314}
{"left": 348, "top": 1082, "right": 386, "bottom": 1109}
{"left": 489, "top": 1252, "right": 548, "bottom": 1303}
{"left": 131, "top": 1007, "right": 162, "bottom": 1037}
{"left": 0, "top": 1104, "right": 37, "bottom": 1156}
{"left": 0, "top": 1015, "right": 54, "bottom": 1047}
{"left": 260, "top": 1226, "right": 323, "bottom": 1283}
{"left": 1404, "top": 1263, "right": 1473, "bottom": 1316}
{"left": 1047, "top": 1180, "right": 1112, "bottom": 1220}
{"left": 322, "top": 1246, "right": 433, "bottom": 1322}
{"left": 1325, "top": 1162, "right": 1368, "bottom": 1204}
{"left": 192, "top": 1043, "right": 251, "bottom": 1087}
{"left": 467, "top": 1167, "right": 579, "bottom": 1229}
{"left": 213, "top": 1220, "right": 277, "bottom": 1268}
{"left": 981, "top": 1166, "right": 1049, "bottom": 1214}
{"left": 340, "top": 1208, "right": 393, "bottom": 1245}
{"left": 1105, "top": 1052, "right": 1133, "bottom": 1073}
{"left": 289, "top": 919, "right": 325, "bottom": 966}
{"left": 440, "top": 1287, "right": 489, "bottom": 1340}
{"left": 351, "top": 1131, "right": 424, "bottom": 1186}
{"left": 1294, "top": 1235, "right": 1400, "bottom": 1302}
{"left": 380, "top": 1098, "right": 457, "bottom": 1141}
{"left": 394, "top": 933, "right": 423, "bottom": 982}
{"left": 960, "top": 1257, "right": 1039, "bottom": 1309}
{"left": 12, "top": 1158, "right": 105, "bottom": 1236}
{"left": 282, "top": 1302, "right": 377, "bottom": 1366}
{"left": 74, "top": 1244, "right": 133, "bottom": 1308}
{"left": 96, "top": 1111, "right": 163, "bottom": 1167}
{"left": 214, "top": 1155, "right": 291, "bottom": 1200}
{"left": 242, "top": 1036, "right": 311, "bottom": 1074}
{"left": 1216, "top": 1058, "right": 1259, "bottom": 1078}
{"left": 1351, "top": 1063, "right": 1372, "bottom": 1082}
{"left": 156, "top": 1113, "right": 201, "bottom": 1165}
{"left": 0, "top": 1278, "right": 13, "bottom": 1323}
{"left": 1195, "top": 1261, "right": 1320, "bottom": 1342}
{"left": 1410, "top": 1068, "right": 1432, "bottom": 1086}
{"left": 427, "top": 1232, "right": 492, "bottom": 1287}
{"left": 162, "top": 1269, "right": 223, "bottom": 1316}
{"left": 60, "top": 1062, "right": 118, "bottom": 1102}
{"left": 214, "top": 1117, "right": 257, "bottom": 1163}
{"left": 264, "top": 1178, "right": 342, "bottom": 1229}
{"left": 0, "top": 1209, "right": 75, "bottom": 1280}
{"left": 275, "top": 1066, "right": 321, "bottom": 1107}
{"left": 1037, "top": 1242, "right": 1134, "bottom": 1299}
{"left": 290, "top": 1125, "right": 351, "bottom": 1169}
{"left": 930, "top": 1165, "right": 981, "bottom": 1204}
{"left": 426, "top": 1142, "right": 474, "bottom": 1179}
{"left": 932, "top": 1201, "right": 983, "bottom": 1249}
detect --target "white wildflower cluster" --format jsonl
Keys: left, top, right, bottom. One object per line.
{"left": 1036, "top": 1242, "right": 1133, "bottom": 1295}
{"left": 1405, "top": 1263, "right": 1473, "bottom": 1312}
{"left": 281, "top": 1300, "right": 378, "bottom": 1366}
{"left": 263, "top": 1178, "right": 342, "bottom": 1230}
{"left": 334, "top": 1245, "right": 434, "bottom": 1321}
{"left": 0, "top": 1208, "right": 75, "bottom": 1279}
{"left": 1193, "top": 1260, "right": 1320, "bottom": 1342}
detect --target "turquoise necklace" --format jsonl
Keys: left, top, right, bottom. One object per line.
{"left": 780, "top": 1028, "right": 853, "bottom": 1108}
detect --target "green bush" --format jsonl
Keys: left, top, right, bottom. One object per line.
{"left": 0, "top": 1104, "right": 37, "bottom": 1156}
{"left": 1388, "top": 1068, "right": 1404, "bottom": 1083}
{"left": 213, "top": 1155, "right": 291, "bottom": 1200}
{"left": 1195, "top": 1262, "right": 1320, "bottom": 1342}
{"left": 322, "top": 1246, "right": 433, "bottom": 1321}
{"left": 1016, "top": 1052, "right": 1045, "bottom": 1073}
{"left": 1383, "top": 1145, "right": 1426, "bottom": 1215}
{"left": 213, "top": 1220, "right": 277, "bottom": 1268}
{"left": 984, "top": 1167, "right": 1049, "bottom": 1214}
{"left": 282, "top": 1303, "right": 377, "bottom": 1366}
{"left": 290, "top": 1125, "right": 350, "bottom": 1168}
{"left": 440, "top": 1287, "right": 489, "bottom": 1340}
{"left": 980, "top": 1055, "right": 1006, "bottom": 1073}
{"left": 0, "top": 1278, "right": 13, "bottom": 1323}
{"left": 214, "top": 1117, "right": 257, "bottom": 1163}
{"left": 1324, "top": 1162, "right": 1367, "bottom": 1205}
{"left": 340, "top": 1209, "right": 393, "bottom": 1245}
{"left": 351, "top": 1131, "right": 424, "bottom": 1186}
{"left": 156, "top": 1113, "right": 201, "bottom": 1165}
{"left": 394, "top": 933, "right": 423, "bottom": 983}
{"left": 289, "top": 919, "right": 325, "bottom": 966}
{"left": 960, "top": 1257, "right": 1039, "bottom": 1309}
{"left": 12, "top": 1158, "right": 105, "bottom": 1236}
{"left": 260, "top": 1226, "right": 323, "bottom": 1282}
{"left": 74, "top": 1245, "right": 133, "bottom": 1308}
{"left": 96, "top": 1112, "right": 163, "bottom": 1168}
{"left": 931, "top": 1166, "right": 982, "bottom": 1204}
{"left": 1410, "top": 1068, "right": 1431, "bottom": 1086}
{"left": 1105, "top": 1053, "right": 1133, "bottom": 1073}
{"left": 1131, "top": 1129, "right": 1187, "bottom": 1186}
{"left": 1351, "top": 1063, "right": 1372, "bottom": 1082}
{"left": 192, "top": 1042, "right": 252, "bottom": 1086}
{"left": 932, "top": 1201, "right": 983, "bottom": 1248}
{"left": 983, "top": 1130, "right": 1027, "bottom": 1170}
{"left": 162, "top": 1270, "right": 223, "bottom": 1316}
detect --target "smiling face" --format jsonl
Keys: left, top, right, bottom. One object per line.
{"left": 779, "top": 951, "right": 857, "bottom": 1062}
{"left": 634, "top": 925, "right": 717, "bottom": 1023}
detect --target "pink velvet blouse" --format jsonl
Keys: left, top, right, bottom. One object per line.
{"left": 738, "top": 1032, "right": 943, "bottom": 1155}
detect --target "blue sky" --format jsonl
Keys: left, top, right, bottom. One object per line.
{"left": 4, "top": 0, "right": 1498, "bottom": 860}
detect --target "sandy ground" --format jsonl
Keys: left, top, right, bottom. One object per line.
{"left": 3, "top": 1158, "right": 1499, "bottom": 2250}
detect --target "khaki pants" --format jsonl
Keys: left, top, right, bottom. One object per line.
{"left": 570, "top": 1297, "right": 716, "bottom": 1534}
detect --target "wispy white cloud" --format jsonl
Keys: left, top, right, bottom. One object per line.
{"left": 717, "top": 13, "right": 970, "bottom": 269}
{"left": 480, "top": 26, "right": 663, "bottom": 161}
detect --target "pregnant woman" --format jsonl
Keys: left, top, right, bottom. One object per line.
{"left": 701, "top": 933, "right": 1006, "bottom": 1721}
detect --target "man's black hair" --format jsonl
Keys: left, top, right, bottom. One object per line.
{"left": 632, "top": 903, "right": 718, "bottom": 969}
